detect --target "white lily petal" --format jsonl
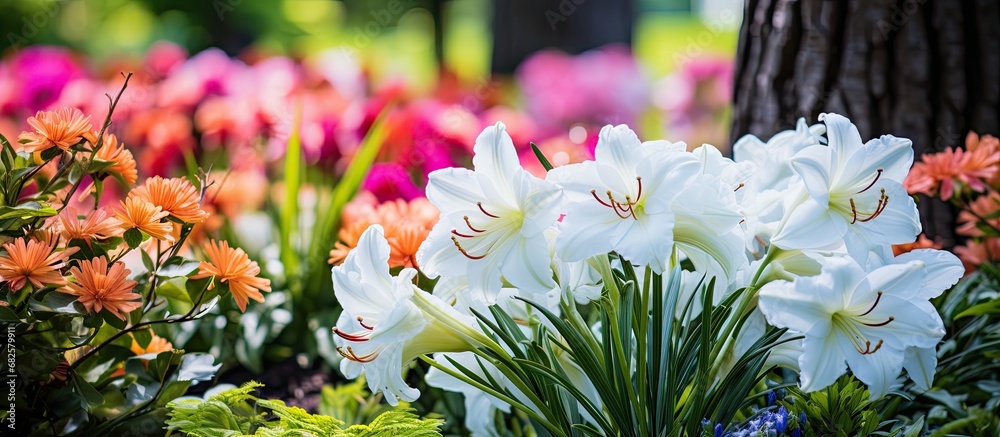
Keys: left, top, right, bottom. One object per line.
{"left": 903, "top": 346, "right": 938, "bottom": 391}
{"left": 501, "top": 236, "right": 557, "bottom": 294}
{"left": 840, "top": 336, "right": 905, "bottom": 400}
{"left": 892, "top": 249, "right": 964, "bottom": 299}
{"left": 798, "top": 333, "right": 848, "bottom": 392}
{"left": 772, "top": 196, "right": 846, "bottom": 250}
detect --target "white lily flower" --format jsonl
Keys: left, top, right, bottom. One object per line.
{"left": 771, "top": 114, "right": 920, "bottom": 263}
{"left": 870, "top": 248, "right": 964, "bottom": 390}
{"left": 732, "top": 117, "right": 826, "bottom": 191}
{"left": 548, "top": 125, "right": 741, "bottom": 273}
{"left": 333, "top": 225, "right": 485, "bottom": 405}
{"left": 758, "top": 254, "right": 960, "bottom": 399}
{"left": 418, "top": 122, "right": 563, "bottom": 295}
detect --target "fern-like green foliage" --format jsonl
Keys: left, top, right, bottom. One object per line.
{"left": 317, "top": 377, "right": 405, "bottom": 427}
{"left": 164, "top": 381, "right": 442, "bottom": 437}
{"left": 787, "top": 377, "right": 882, "bottom": 437}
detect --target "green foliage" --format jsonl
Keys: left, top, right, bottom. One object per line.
{"left": 164, "top": 382, "right": 443, "bottom": 437}
{"left": 435, "top": 257, "right": 794, "bottom": 436}
{"left": 787, "top": 377, "right": 882, "bottom": 437}
{"left": 318, "top": 378, "right": 403, "bottom": 427}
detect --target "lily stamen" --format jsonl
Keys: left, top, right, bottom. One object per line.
{"left": 477, "top": 202, "right": 500, "bottom": 219}
{"left": 849, "top": 189, "right": 888, "bottom": 224}
{"left": 860, "top": 291, "right": 884, "bottom": 316}
{"left": 463, "top": 216, "right": 486, "bottom": 233}
{"left": 337, "top": 346, "right": 380, "bottom": 363}
{"left": 592, "top": 177, "right": 643, "bottom": 220}
{"left": 734, "top": 182, "right": 745, "bottom": 192}
{"left": 856, "top": 168, "right": 884, "bottom": 194}
{"left": 861, "top": 316, "right": 894, "bottom": 327}
{"left": 591, "top": 189, "right": 615, "bottom": 208}
{"left": 452, "top": 229, "right": 476, "bottom": 238}
{"left": 333, "top": 326, "right": 371, "bottom": 342}
{"left": 356, "top": 316, "right": 374, "bottom": 331}
{"left": 855, "top": 339, "right": 884, "bottom": 355}
{"left": 451, "top": 236, "right": 488, "bottom": 260}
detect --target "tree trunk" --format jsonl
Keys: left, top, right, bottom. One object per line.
{"left": 491, "top": 0, "right": 635, "bottom": 74}
{"left": 730, "top": 0, "right": 1000, "bottom": 246}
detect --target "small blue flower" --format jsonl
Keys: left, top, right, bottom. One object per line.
{"left": 775, "top": 406, "right": 788, "bottom": 433}
{"left": 766, "top": 390, "right": 777, "bottom": 406}
{"left": 714, "top": 423, "right": 724, "bottom": 437}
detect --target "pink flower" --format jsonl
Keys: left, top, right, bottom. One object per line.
{"left": 956, "top": 191, "right": 1000, "bottom": 237}
{"left": 144, "top": 41, "right": 188, "bottom": 78}
{"left": 157, "top": 49, "right": 246, "bottom": 109}
{"left": 517, "top": 45, "right": 647, "bottom": 133}
{"left": 10, "top": 46, "right": 84, "bottom": 111}
{"left": 905, "top": 144, "right": 1000, "bottom": 200}
{"left": 954, "top": 238, "right": 1000, "bottom": 272}
{"left": 362, "top": 163, "right": 424, "bottom": 201}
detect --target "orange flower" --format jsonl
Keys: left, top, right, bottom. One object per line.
{"left": 130, "top": 331, "right": 174, "bottom": 356}
{"left": 56, "top": 207, "right": 122, "bottom": 246}
{"left": 114, "top": 197, "right": 174, "bottom": 243}
{"left": 17, "top": 108, "right": 96, "bottom": 153}
{"left": 891, "top": 234, "right": 942, "bottom": 256}
{"left": 91, "top": 133, "right": 138, "bottom": 186}
{"left": 327, "top": 194, "right": 439, "bottom": 268}
{"left": 905, "top": 137, "right": 1000, "bottom": 200}
{"left": 956, "top": 191, "right": 1000, "bottom": 238}
{"left": 0, "top": 237, "right": 78, "bottom": 291}
{"left": 130, "top": 176, "right": 210, "bottom": 224}
{"left": 329, "top": 221, "right": 372, "bottom": 265}
{"left": 386, "top": 223, "right": 431, "bottom": 268}
{"left": 62, "top": 257, "right": 140, "bottom": 320}
{"left": 192, "top": 240, "right": 271, "bottom": 312}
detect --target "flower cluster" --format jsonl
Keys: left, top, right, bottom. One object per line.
{"left": 331, "top": 114, "right": 963, "bottom": 435}
{"left": 0, "top": 92, "right": 269, "bottom": 433}
{"left": 903, "top": 132, "right": 1000, "bottom": 269}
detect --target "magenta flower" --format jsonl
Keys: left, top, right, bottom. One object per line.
{"left": 10, "top": 46, "right": 84, "bottom": 112}
{"left": 362, "top": 163, "right": 424, "bottom": 201}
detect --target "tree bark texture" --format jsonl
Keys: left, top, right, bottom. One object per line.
{"left": 730, "top": 0, "right": 1000, "bottom": 246}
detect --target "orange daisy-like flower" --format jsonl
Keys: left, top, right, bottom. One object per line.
{"left": 966, "top": 132, "right": 1000, "bottom": 187}
{"left": 0, "top": 237, "right": 78, "bottom": 291}
{"left": 327, "top": 194, "right": 439, "bottom": 268}
{"left": 91, "top": 133, "right": 139, "bottom": 186}
{"left": 62, "top": 257, "right": 140, "bottom": 320}
{"left": 17, "top": 108, "right": 96, "bottom": 154}
{"left": 130, "top": 176, "right": 210, "bottom": 224}
{"left": 386, "top": 223, "right": 431, "bottom": 268}
{"left": 57, "top": 207, "right": 122, "bottom": 246}
{"left": 130, "top": 331, "right": 174, "bottom": 356}
{"left": 905, "top": 140, "right": 1000, "bottom": 200}
{"left": 114, "top": 197, "right": 174, "bottom": 243}
{"left": 192, "top": 240, "right": 271, "bottom": 312}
